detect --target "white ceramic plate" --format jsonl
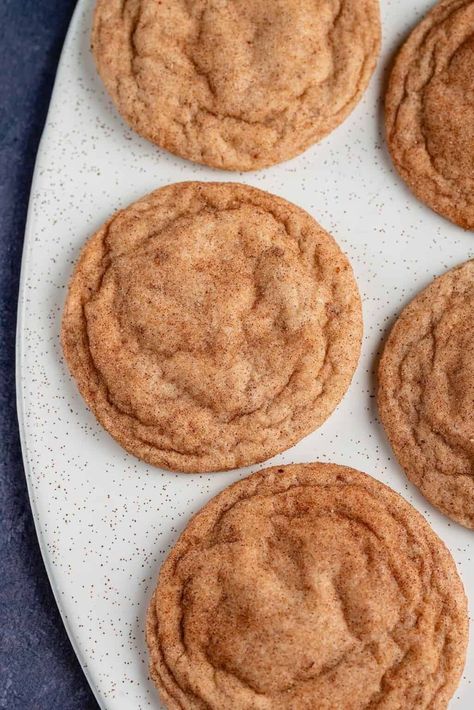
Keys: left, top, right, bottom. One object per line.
{"left": 17, "top": 1, "right": 474, "bottom": 708}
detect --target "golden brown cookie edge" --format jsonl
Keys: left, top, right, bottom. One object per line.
{"left": 385, "top": 0, "right": 474, "bottom": 231}
{"left": 377, "top": 261, "right": 474, "bottom": 529}
{"left": 91, "top": 0, "right": 382, "bottom": 171}
{"left": 146, "top": 461, "right": 468, "bottom": 709}
{"left": 61, "top": 182, "right": 363, "bottom": 473}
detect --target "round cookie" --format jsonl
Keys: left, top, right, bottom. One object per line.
{"left": 386, "top": 0, "right": 474, "bottom": 230}
{"left": 92, "top": 0, "right": 381, "bottom": 171}
{"left": 378, "top": 260, "right": 474, "bottom": 528}
{"left": 146, "top": 462, "right": 468, "bottom": 709}
{"left": 61, "top": 182, "right": 362, "bottom": 473}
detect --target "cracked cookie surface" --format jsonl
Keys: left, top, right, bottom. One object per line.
{"left": 146, "top": 462, "right": 468, "bottom": 709}
{"left": 92, "top": 0, "right": 380, "bottom": 171}
{"left": 61, "top": 182, "right": 362, "bottom": 472}
{"left": 378, "top": 260, "right": 474, "bottom": 528}
{"left": 386, "top": 0, "right": 474, "bottom": 229}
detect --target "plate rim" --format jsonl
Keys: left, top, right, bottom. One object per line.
{"left": 14, "top": 1, "right": 105, "bottom": 707}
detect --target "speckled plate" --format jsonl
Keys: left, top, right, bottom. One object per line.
{"left": 16, "top": 1, "right": 474, "bottom": 708}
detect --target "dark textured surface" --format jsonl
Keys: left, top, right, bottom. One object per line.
{"left": 0, "top": 2, "right": 99, "bottom": 708}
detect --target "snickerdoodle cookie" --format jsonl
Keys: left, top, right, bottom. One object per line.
{"left": 92, "top": 0, "right": 381, "bottom": 171}
{"left": 386, "top": 0, "right": 474, "bottom": 229}
{"left": 378, "top": 260, "right": 474, "bottom": 528}
{"left": 147, "top": 462, "right": 468, "bottom": 709}
{"left": 61, "top": 182, "right": 362, "bottom": 472}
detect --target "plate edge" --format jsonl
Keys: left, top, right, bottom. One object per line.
{"left": 14, "top": 1, "right": 107, "bottom": 708}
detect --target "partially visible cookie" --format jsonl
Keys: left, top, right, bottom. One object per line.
{"left": 92, "top": 0, "right": 381, "bottom": 171}
{"left": 378, "top": 260, "right": 474, "bottom": 528}
{"left": 147, "top": 462, "right": 468, "bottom": 709}
{"left": 386, "top": 0, "right": 474, "bottom": 229}
{"left": 61, "top": 182, "right": 362, "bottom": 473}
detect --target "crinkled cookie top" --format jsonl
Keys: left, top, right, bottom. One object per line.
{"left": 61, "top": 182, "right": 362, "bottom": 472}
{"left": 386, "top": 0, "right": 474, "bottom": 229}
{"left": 147, "top": 463, "right": 468, "bottom": 709}
{"left": 378, "top": 260, "right": 474, "bottom": 528}
{"left": 92, "top": 0, "right": 380, "bottom": 170}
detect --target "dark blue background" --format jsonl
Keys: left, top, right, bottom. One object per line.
{"left": 0, "top": 2, "right": 99, "bottom": 708}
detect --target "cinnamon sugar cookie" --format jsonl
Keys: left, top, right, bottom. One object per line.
{"left": 61, "top": 182, "right": 362, "bottom": 472}
{"left": 386, "top": 0, "right": 474, "bottom": 229}
{"left": 147, "top": 462, "right": 468, "bottom": 709}
{"left": 92, "top": 0, "right": 380, "bottom": 170}
{"left": 378, "top": 260, "right": 474, "bottom": 528}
